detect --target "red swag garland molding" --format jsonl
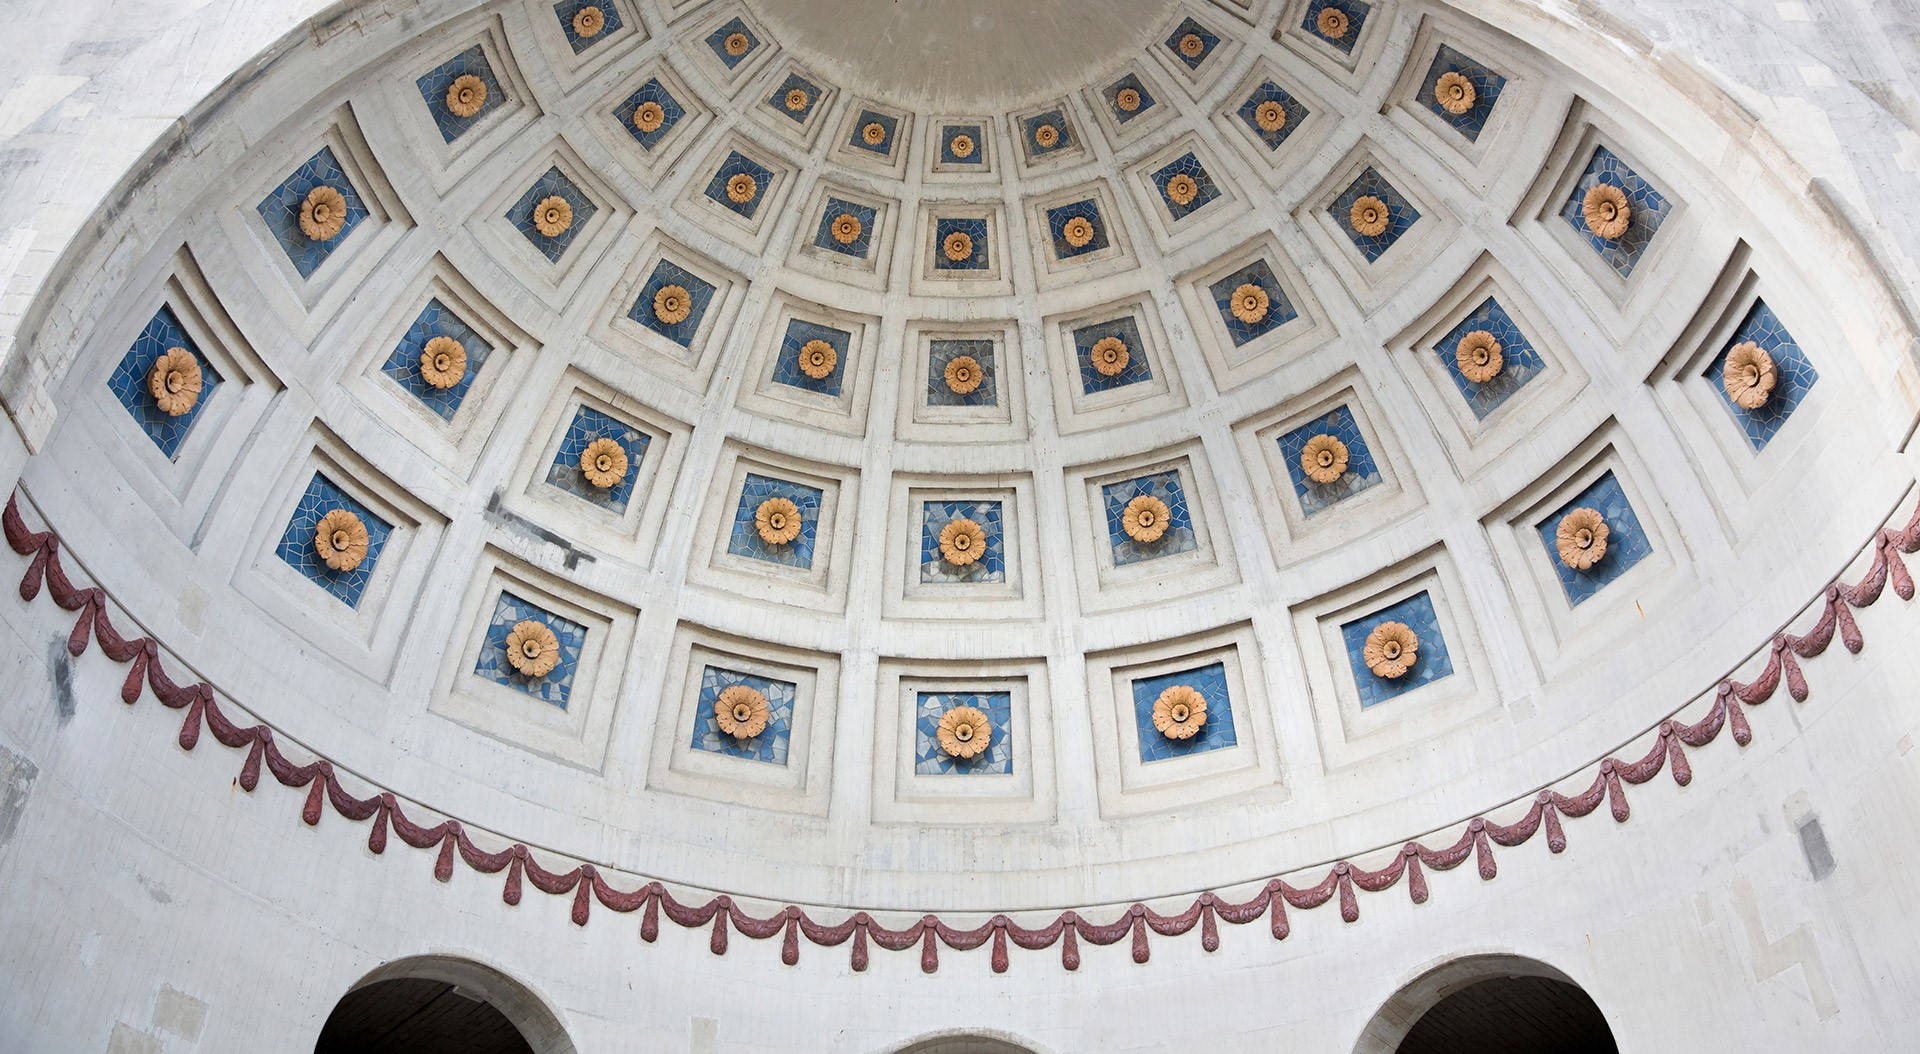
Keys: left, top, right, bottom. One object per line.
{"left": 6, "top": 488, "right": 1916, "bottom": 974}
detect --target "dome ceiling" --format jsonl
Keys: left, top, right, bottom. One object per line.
{"left": 752, "top": 0, "right": 1183, "bottom": 108}
{"left": 11, "top": 0, "right": 1915, "bottom": 951}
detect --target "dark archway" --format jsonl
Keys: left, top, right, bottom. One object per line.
{"left": 1354, "top": 954, "right": 1616, "bottom": 1054}
{"left": 1397, "top": 974, "right": 1615, "bottom": 1053}
{"left": 315, "top": 956, "right": 574, "bottom": 1054}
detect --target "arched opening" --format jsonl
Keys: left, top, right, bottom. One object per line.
{"left": 1355, "top": 955, "right": 1616, "bottom": 1054}
{"left": 891, "top": 1031, "right": 1044, "bottom": 1053}
{"left": 314, "top": 956, "right": 574, "bottom": 1054}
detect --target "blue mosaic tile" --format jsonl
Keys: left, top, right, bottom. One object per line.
{"left": 703, "top": 150, "right": 773, "bottom": 219}
{"left": 545, "top": 405, "right": 650, "bottom": 512}
{"left": 849, "top": 109, "right": 900, "bottom": 155}
{"left": 939, "top": 123, "right": 986, "bottom": 165}
{"left": 812, "top": 197, "right": 877, "bottom": 259}
{"left": 1330, "top": 166, "right": 1419, "bottom": 263}
{"left": 1208, "top": 260, "right": 1296, "bottom": 346}
{"left": 1165, "top": 17, "right": 1221, "bottom": 70}
{"left": 1535, "top": 471, "right": 1653, "bottom": 606}
{"left": 926, "top": 339, "right": 999, "bottom": 407}
{"left": 1101, "top": 470, "right": 1197, "bottom": 566}
{"left": 1706, "top": 300, "right": 1818, "bottom": 451}
{"left": 508, "top": 166, "right": 597, "bottom": 264}
{"left": 380, "top": 298, "right": 493, "bottom": 422}
{"left": 1303, "top": 0, "right": 1369, "bottom": 53}
{"left": 1432, "top": 297, "right": 1545, "bottom": 420}
{"left": 918, "top": 499, "right": 1007, "bottom": 585}
{"left": 1105, "top": 74, "right": 1156, "bottom": 123}
{"left": 1277, "top": 405, "right": 1383, "bottom": 516}
{"left": 934, "top": 217, "right": 989, "bottom": 271}
{"left": 1151, "top": 152, "right": 1221, "bottom": 221}
{"left": 415, "top": 45, "right": 506, "bottom": 144}
{"left": 1237, "top": 81, "right": 1310, "bottom": 151}
{"left": 728, "top": 473, "right": 824, "bottom": 569}
{"left": 1417, "top": 45, "right": 1505, "bottom": 141}
{"left": 1560, "top": 145, "right": 1671, "bottom": 279}
{"left": 475, "top": 592, "right": 587, "bottom": 708}
{"left": 254, "top": 146, "right": 369, "bottom": 280}
{"left": 1045, "top": 198, "right": 1109, "bottom": 260}
{"left": 554, "top": 0, "right": 622, "bottom": 54}
{"left": 107, "top": 305, "right": 223, "bottom": 458}
{"left": 771, "top": 318, "right": 851, "bottom": 396}
{"left": 704, "top": 18, "right": 761, "bottom": 68}
{"left": 766, "top": 72, "right": 823, "bottom": 124}
{"left": 692, "top": 665, "right": 794, "bottom": 765}
{"left": 1072, "top": 315, "right": 1153, "bottom": 395}
{"left": 274, "top": 474, "right": 394, "bottom": 608}
{"left": 1021, "top": 110, "right": 1074, "bottom": 158}
{"left": 914, "top": 692, "right": 1014, "bottom": 775}
{"left": 615, "top": 78, "right": 684, "bottom": 150}
{"left": 1131, "top": 662, "right": 1235, "bottom": 762}
{"left": 1340, "top": 591, "right": 1454, "bottom": 708}
{"left": 628, "top": 259, "right": 716, "bottom": 347}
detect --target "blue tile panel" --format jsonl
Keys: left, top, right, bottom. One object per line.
{"left": 918, "top": 499, "right": 1007, "bottom": 585}
{"left": 1072, "top": 315, "right": 1153, "bottom": 394}
{"left": 934, "top": 217, "right": 990, "bottom": 271}
{"left": 475, "top": 592, "right": 587, "bottom": 708}
{"left": 1021, "top": 110, "right": 1074, "bottom": 158}
{"left": 1535, "top": 471, "right": 1653, "bottom": 606}
{"left": 628, "top": 259, "right": 717, "bottom": 347}
{"left": 416, "top": 45, "right": 506, "bottom": 143}
{"left": 849, "top": 109, "right": 900, "bottom": 155}
{"left": 914, "top": 692, "right": 1014, "bottom": 775}
{"left": 1237, "top": 81, "right": 1311, "bottom": 151}
{"left": 1101, "top": 470, "right": 1198, "bottom": 566}
{"left": 1706, "top": 300, "right": 1818, "bottom": 451}
{"left": 1131, "top": 662, "right": 1236, "bottom": 762}
{"left": 1560, "top": 145, "right": 1671, "bottom": 279}
{"left": 381, "top": 299, "right": 494, "bottom": 421}
{"left": 254, "top": 146, "right": 370, "bottom": 279}
{"left": 1165, "top": 17, "right": 1221, "bottom": 69}
{"left": 1152, "top": 152, "right": 1221, "bottom": 220}
{"left": 812, "top": 197, "right": 877, "bottom": 259}
{"left": 728, "top": 473, "right": 824, "bottom": 569}
{"left": 274, "top": 473, "right": 394, "bottom": 608}
{"left": 508, "top": 166, "right": 597, "bottom": 263}
{"left": 554, "top": 0, "right": 622, "bottom": 53}
{"left": 771, "top": 318, "right": 851, "bottom": 397}
{"left": 1330, "top": 166, "right": 1420, "bottom": 263}
{"left": 1277, "top": 405, "right": 1383, "bottom": 516}
{"left": 1105, "top": 74, "right": 1156, "bottom": 123}
{"left": 1339, "top": 591, "right": 1455, "bottom": 708}
{"left": 1208, "top": 260, "right": 1296, "bottom": 346}
{"left": 703, "top": 150, "right": 773, "bottom": 219}
{"left": 692, "top": 665, "right": 795, "bottom": 764}
{"left": 939, "top": 123, "right": 985, "bottom": 165}
{"left": 1417, "top": 45, "right": 1505, "bottom": 141}
{"left": 1303, "top": 0, "right": 1370, "bottom": 53}
{"left": 1045, "top": 198, "right": 1110, "bottom": 260}
{"left": 1432, "top": 297, "right": 1545, "bottom": 420}
{"left": 767, "top": 72, "right": 823, "bottom": 124}
{"left": 615, "top": 78, "right": 684, "bottom": 150}
{"left": 108, "top": 306, "right": 224, "bottom": 458}
{"left": 704, "top": 17, "right": 761, "bottom": 68}
{"left": 545, "top": 405, "right": 650, "bottom": 512}
{"left": 926, "top": 339, "right": 999, "bottom": 407}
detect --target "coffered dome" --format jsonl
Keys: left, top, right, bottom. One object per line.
{"left": 5, "top": 0, "right": 1919, "bottom": 1029}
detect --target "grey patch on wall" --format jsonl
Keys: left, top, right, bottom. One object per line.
{"left": 0, "top": 740, "right": 36, "bottom": 849}
{"left": 1797, "top": 814, "right": 1835, "bottom": 880}
{"left": 47, "top": 635, "right": 74, "bottom": 723}
{"left": 486, "top": 490, "right": 596, "bottom": 570}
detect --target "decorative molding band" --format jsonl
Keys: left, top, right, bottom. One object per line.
{"left": 7, "top": 487, "right": 1916, "bottom": 973}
